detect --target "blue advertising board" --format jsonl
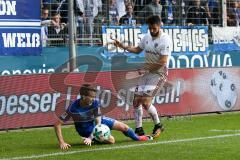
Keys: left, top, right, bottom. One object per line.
{"left": 0, "top": 27, "right": 42, "bottom": 55}
{"left": 0, "top": 0, "right": 41, "bottom": 55}
{"left": 0, "top": 0, "right": 40, "bottom": 21}
{"left": 212, "top": 26, "right": 240, "bottom": 52}
{"left": 102, "top": 25, "right": 209, "bottom": 57}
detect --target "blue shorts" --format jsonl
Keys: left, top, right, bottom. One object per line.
{"left": 75, "top": 116, "right": 115, "bottom": 137}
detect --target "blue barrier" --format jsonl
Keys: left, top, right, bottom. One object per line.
{"left": 0, "top": 46, "right": 239, "bottom": 76}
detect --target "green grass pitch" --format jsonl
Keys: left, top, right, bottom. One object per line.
{"left": 1, "top": 112, "right": 240, "bottom": 160}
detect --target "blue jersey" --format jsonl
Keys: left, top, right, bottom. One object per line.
{"left": 59, "top": 98, "right": 115, "bottom": 137}
{"left": 60, "top": 98, "right": 101, "bottom": 124}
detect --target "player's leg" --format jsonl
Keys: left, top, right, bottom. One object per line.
{"left": 112, "top": 120, "right": 152, "bottom": 141}
{"left": 133, "top": 94, "right": 145, "bottom": 136}
{"left": 101, "top": 116, "right": 137, "bottom": 140}
{"left": 141, "top": 73, "right": 166, "bottom": 138}
{"left": 133, "top": 75, "right": 147, "bottom": 136}
{"left": 141, "top": 96, "right": 164, "bottom": 138}
{"left": 102, "top": 116, "right": 152, "bottom": 141}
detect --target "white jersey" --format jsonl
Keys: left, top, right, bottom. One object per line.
{"left": 139, "top": 32, "right": 172, "bottom": 75}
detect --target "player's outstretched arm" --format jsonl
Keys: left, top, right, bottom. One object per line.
{"left": 94, "top": 116, "right": 102, "bottom": 125}
{"left": 113, "top": 39, "right": 143, "bottom": 54}
{"left": 54, "top": 120, "right": 71, "bottom": 150}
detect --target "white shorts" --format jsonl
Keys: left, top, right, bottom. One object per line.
{"left": 134, "top": 72, "right": 167, "bottom": 96}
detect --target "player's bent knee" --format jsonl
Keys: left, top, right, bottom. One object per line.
{"left": 118, "top": 122, "right": 129, "bottom": 132}
{"left": 113, "top": 121, "right": 129, "bottom": 132}
{"left": 121, "top": 123, "right": 129, "bottom": 132}
{"left": 142, "top": 102, "right": 151, "bottom": 110}
{"left": 141, "top": 97, "right": 153, "bottom": 109}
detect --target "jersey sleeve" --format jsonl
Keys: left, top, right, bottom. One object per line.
{"left": 160, "top": 35, "right": 172, "bottom": 56}
{"left": 59, "top": 102, "right": 74, "bottom": 122}
{"left": 59, "top": 110, "right": 71, "bottom": 122}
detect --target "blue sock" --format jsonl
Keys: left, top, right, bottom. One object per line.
{"left": 122, "top": 128, "right": 139, "bottom": 141}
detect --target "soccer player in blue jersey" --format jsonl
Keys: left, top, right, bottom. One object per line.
{"left": 54, "top": 84, "right": 153, "bottom": 150}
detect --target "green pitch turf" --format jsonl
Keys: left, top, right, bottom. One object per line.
{"left": 1, "top": 112, "right": 240, "bottom": 160}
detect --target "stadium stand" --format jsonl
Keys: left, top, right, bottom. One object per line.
{"left": 40, "top": 0, "right": 239, "bottom": 46}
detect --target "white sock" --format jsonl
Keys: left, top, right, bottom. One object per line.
{"left": 134, "top": 106, "right": 143, "bottom": 128}
{"left": 147, "top": 104, "right": 160, "bottom": 125}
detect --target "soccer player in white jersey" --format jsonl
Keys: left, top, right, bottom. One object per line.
{"left": 113, "top": 15, "right": 172, "bottom": 138}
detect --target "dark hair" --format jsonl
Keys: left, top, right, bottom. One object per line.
{"left": 126, "top": 2, "right": 133, "bottom": 8}
{"left": 79, "top": 84, "right": 97, "bottom": 96}
{"left": 146, "top": 15, "right": 161, "bottom": 25}
{"left": 51, "top": 12, "right": 60, "bottom": 17}
{"left": 42, "top": 6, "right": 49, "bottom": 11}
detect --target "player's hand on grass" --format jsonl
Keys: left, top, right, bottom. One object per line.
{"left": 83, "top": 137, "right": 92, "bottom": 146}
{"left": 59, "top": 142, "right": 71, "bottom": 150}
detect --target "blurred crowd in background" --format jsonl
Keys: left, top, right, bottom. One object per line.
{"left": 40, "top": 0, "right": 240, "bottom": 46}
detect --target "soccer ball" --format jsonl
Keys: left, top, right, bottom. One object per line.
{"left": 93, "top": 124, "right": 111, "bottom": 142}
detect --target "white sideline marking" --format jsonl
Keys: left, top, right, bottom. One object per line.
{"left": 209, "top": 129, "right": 240, "bottom": 132}
{"left": 1, "top": 133, "right": 240, "bottom": 160}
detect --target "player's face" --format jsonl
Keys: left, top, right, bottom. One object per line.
{"left": 81, "top": 91, "right": 96, "bottom": 106}
{"left": 149, "top": 24, "right": 161, "bottom": 38}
